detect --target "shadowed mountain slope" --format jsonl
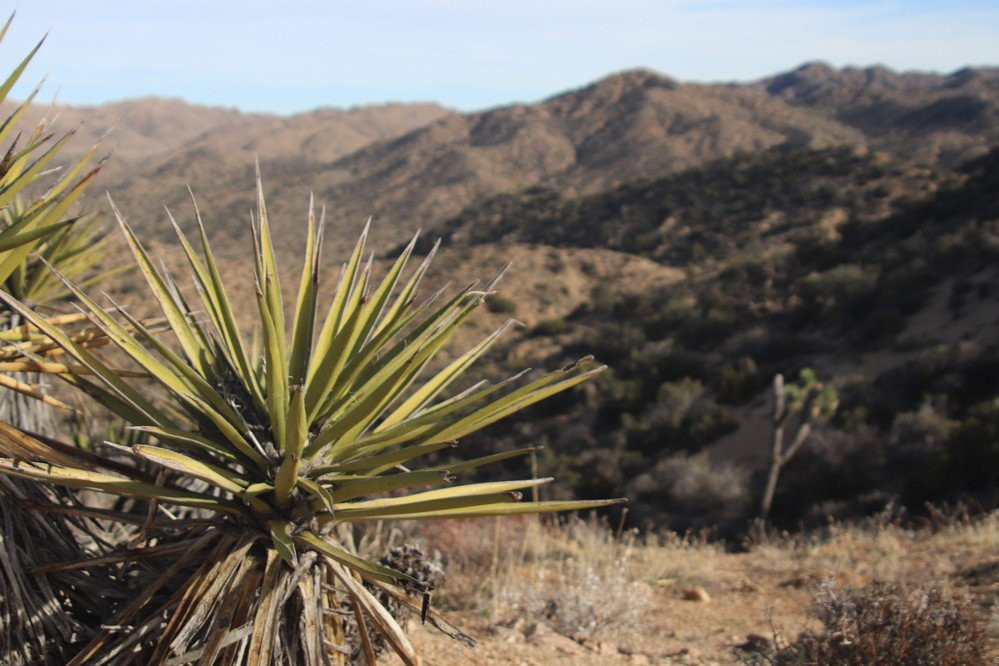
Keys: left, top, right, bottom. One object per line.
{"left": 758, "top": 62, "right": 999, "bottom": 165}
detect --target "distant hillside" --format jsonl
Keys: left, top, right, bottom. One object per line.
{"left": 758, "top": 62, "right": 999, "bottom": 165}
{"left": 1, "top": 95, "right": 450, "bottom": 190}
{"left": 425, "top": 145, "right": 936, "bottom": 266}
{"left": 0, "top": 96, "right": 250, "bottom": 164}
{"left": 445, "top": 147, "right": 998, "bottom": 530}
{"left": 100, "top": 68, "right": 870, "bottom": 256}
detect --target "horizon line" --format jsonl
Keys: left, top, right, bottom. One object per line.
{"left": 12, "top": 59, "right": 997, "bottom": 118}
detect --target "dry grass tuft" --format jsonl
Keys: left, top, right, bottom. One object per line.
{"left": 746, "top": 509, "right": 999, "bottom": 587}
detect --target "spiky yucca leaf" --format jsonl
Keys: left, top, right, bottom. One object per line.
{"left": 0, "top": 18, "right": 134, "bottom": 665}
{"left": 0, "top": 12, "right": 111, "bottom": 411}
{"left": 2, "top": 203, "right": 128, "bottom": 305}
{"left": 0, "top": 173, "right": 623, "bottom": 663}
{"left": 0, "top": 24, "right": 104, "bottom": 289}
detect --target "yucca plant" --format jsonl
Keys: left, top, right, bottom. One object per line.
{"left": 0, "top": 210, "right": 127, "bottom": 428}
{"left": 0, "top": 12, "right": 108, "bottom": 415}
{"left": 3, "top": 204, "right": 126, "bottom": 306}
{"left": 0, "top": 19, "right": 104, "bottom": 287}
{"left": 0, "top": 16, "right": 121, "bottom": 665}
{"left": 0, "top": 172, "right": 623, "bottom": 663}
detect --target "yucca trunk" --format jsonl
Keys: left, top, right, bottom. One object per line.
{"left": 0, "top": 311, "right": 58, "bottom": 435}
{"left": 0, "top": 311, "right": 74, "bottom": 664}
{"left": 66, "top": 529, "right": 416, "bottom": 664}
{"left": 0, "top": 476, "right": 124, "bottom": 664}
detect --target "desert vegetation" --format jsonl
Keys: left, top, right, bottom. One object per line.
{"left": 0, "top": 11, "right": 996, "bottom": 665}
{"left": 0, "top": 24, "right": 624, "bottom": 664}
{"left": 361, "top": 510, "right": 997, "bottom": 663}
{"left": 437, "top": 144, "right": 999, "bottom": 533}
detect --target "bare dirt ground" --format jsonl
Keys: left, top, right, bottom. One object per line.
{"left": 383, "top": 512, "right": 998, "bottom": 664}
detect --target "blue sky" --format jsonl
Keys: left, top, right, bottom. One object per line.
{"left": 4, "top": 1, "right": 998, "bottom": 114}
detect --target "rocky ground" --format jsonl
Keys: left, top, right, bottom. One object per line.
{"left": 383, "top": 512, "right": 998, "bottom": 664}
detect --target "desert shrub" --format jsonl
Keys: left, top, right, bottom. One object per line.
{"left": 531, "top": 317, "right": 568, "bottom": 337}
{"left": 870, "top": 182, "right": 892, "bottom": 199}
{"left": 544, "top": 249, "right": 567, "bottom": 273}
{"left": 656, "top": 377, "right": 706, "bottom": 421}
{"left": 888, "top": 400, "right": 956, "bottom": 456}
{"left": 640, "top": 340, "right": 704, "bottom": 383}
{"left": 628, "top": 451, "right": 749, "bottom": 529}
{"left": 484, "top": 293, "right": 517, "bottom": 313}
{"left": 627, "top": 379, "right": 737, "bottom": 455}
{"left": 905, "top": 398, "right": 999, "bottom": 506}
{"left": 596, "top": 369, "right": 646, "bottom": 416}
{"left": 949, "top": 276, "right": 974, "bottom": 314}
{"left": 944, "top": 399, "right": 999, "bottom": 490}
{"left": 719, "top": 356, "right": 762, "bottom": 404}
{"left": 482, "top": 517, "right": 655, "bottom": 642}
{"left": 765, "top": 580, "right": 988, "bottom": 665}
{"left": 799, "top": 263, "right": 872, "bottom": 319}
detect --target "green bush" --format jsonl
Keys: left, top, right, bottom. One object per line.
{"left": 718, "top": 356, "right": 761, "bottom": 404}
{"left": 532, "top": 317, "right": 568, "bottom": 336}
{"left": 485, "top": 293, "right": 517, "bottom": 314}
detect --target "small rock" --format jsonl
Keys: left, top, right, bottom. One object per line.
{"left": 680, "top": 647, "right": 700, "bottom": 664}
{"left": 598, "top": 641, "right": 618, "bottom": 655}
{"left": 737, "top": 579, "right": 761, "bottom": 593}
{"left": 682, "top": 585, "right": 711, "bottom": 602}
{"left": 529, "top": 629, "right": 584, "bottom": 656}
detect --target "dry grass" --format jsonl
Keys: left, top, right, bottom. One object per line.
{"left": 347, "top": 514, "right": 723, "bottom": 643}
{"left": 745, "top": 510, "right": 999, "bottom": 588}
{"left": 370, "top": 509, "right": 999, "bottom": 663}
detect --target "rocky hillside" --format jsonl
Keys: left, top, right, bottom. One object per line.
{"left": 758, "top": 62, "right": 999, "bottom": 165}
{"left": 441, "top": 146, "right": 998, "bottom": 530}
{"left": 14, "top": 61, "right": 997, "bottom": 531}
{"left": 1, "top": 95, "right": 450, "bottom": 194}
{"left": 98, "top": 68, "right": 871, "bottom": 256}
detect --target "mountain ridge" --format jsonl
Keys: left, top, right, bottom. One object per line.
{"left": 73, "top": 61, "right": 990, "bottom": 259}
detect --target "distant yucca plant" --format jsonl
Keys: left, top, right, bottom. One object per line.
{"left": 0, "top": 169, "right": 622, "bottom": 663}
